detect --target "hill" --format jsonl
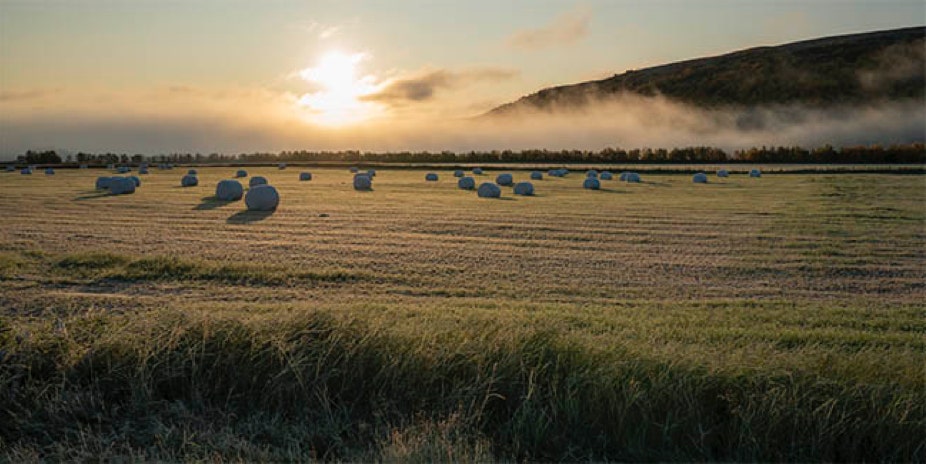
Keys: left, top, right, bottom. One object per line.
{"left": 487, "top": 26, "right": 925, "bottom": 116}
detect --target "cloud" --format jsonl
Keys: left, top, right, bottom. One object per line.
{"left": 318, "top": 26, "right": 340, "bottom": 40}
{"left": 507, "top": 8, "right": 590, "bottom": 51}
{"left": 0, "top": 89, "right": 58, "bottom": 102}
{"left": 362, "top": 67, "right": 519, "bottom": 104}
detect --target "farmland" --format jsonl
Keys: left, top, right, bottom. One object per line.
{"left": 1, "top": 167, "right": 924, "bottom": 461}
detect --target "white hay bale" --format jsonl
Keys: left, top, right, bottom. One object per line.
{"left": 583, "top": 178, "right": 600, "bottom": 190}
{"left": 182, "top": 174, "right": 198, "bottom": 187}
{"left": 349, "top": 166, "right": 359, "bottom": 173}
{"left": 717, "top": 169, "right": 729, "bottom": 177}
{"left": 495, "top": 173, "right": 513, "bottom": 186}
{"left": 425, "top": 173, "right": 439, "bottom": 181}
{"left": 453, "top": 170, "right": 464, "bottom": 177}
{"left": 95, "top": 176, "right": 113, "bottom": 190}
{"left": 473, "top": 168, "right": 483, "bottom": 175}
{"left": 750, "top": 169, "right": 761, "bottom": 178}
{"left": 249, "top": 176, "right": 268, "bottom": 187}
{"left": 458, "top": 176, "right": 475, "bottom": 190}
{"left": 245, "top": 184, "right": 279, "bottom": 211}
{"left": 353, "top": 174, "right": 372, "bottom": 190}
{"left": 513, "top": 182, "right": 534, "bottom": 195}
{"left": 299, "top": 172, "right": 312, "bottom": 181}
{"left": 216, "top": 179, "right": 244, "bottom": 201}
{"left": 187, "top": 169, "right": 197, "bottom": 175}
{"left": 586, "top": 170, "right": 598, "bottom": 178}
{"left": 600, "top": 171, "right": 613, "bottom": 180}
{"left": 20, "top": 168, "right": 32, "bottom": 175}
{"left": 625, "top": 172, "right": 641, "bottom": 183}
{"left": 693, "top": 172, "right": 708, "bottom": 183}
{"left": 530, "top": 171, "right": 543, "bottom": 180}
{"left": 236, "top": 169, "right": 248, "bottom": 178}
{"left": 477, "top": 182, "right": 501, "bottom": 198}
{"left": 45, "top": 168, "right": 55, "bottom": 175}
{"left": 109, "top": 177, "right": 136, "bottom": 195}
{"left": 129, "top": 176, "right": 141, "bottom": 187}
{"left": 278, "top": 163, "right": 286, "bottom": 170}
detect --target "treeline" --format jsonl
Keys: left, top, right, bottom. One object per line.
{"left": 11, "top": 143, "right": 925, "bottom": 165}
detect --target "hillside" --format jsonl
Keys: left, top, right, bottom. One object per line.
{"left": 487, "top": 26, "right": 925, "bottom": 116}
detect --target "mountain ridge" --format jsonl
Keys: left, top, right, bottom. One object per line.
{"left": 486, "top": 26, "right": 925, "bottom": 116}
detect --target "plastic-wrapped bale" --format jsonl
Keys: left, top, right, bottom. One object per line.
{"left": 109, "top": 177, "right": 136, "bottom": 195}
{"left": 473, "top": 168, "right": 483, "bottom": 175}
{"left": 586, "top": 170, "right": 598, "bottom": 178}
{"left": 560, "top": 168, "right": 570, "bottom": 176}
{"left": 530, "top": 171, "right": 543, "bottom": 180}
{"left": 349, "top": 167, "right": 359, "bottom": 173}
{"left": 425, "top": 173, "right": 439, "bottom": 181}
{"left": 619, "top": 172, "right": 630, "bottom": 181}
{"left": 96, "top": 176, "right": 113, "bottom": 190}
{"left": 299, "top": 172, "right": 312, "bottom": 181}
{"left": 583, "top": 178, "right": 600, "bottom": 190}
{"left": 477, "top": 182, "right": 501, "bottom": 198}
{"left": 547, "top": 169, "right": 557, "bottom": 177}
{"left": 600, "top": 171, "right": 613, "bottom": 180}
{"left": 117, "top": 166, "right": 130, "bottom": 174}
{"left": 245, "top": 184, "right": 279, "bottom": 211}
{"left": 453, "top": 170, "right": 464, "bottom": 178}
{"left": 236, "top": 169, "right": 248, "bottom": 178}
{"left": 458, "top": 176, "right": 476, "bottom": 190}
{"left": 513, "top": 182, "right": 534, "bottom": 196}
{"left": 5, "top": 165, "right": 14, "bottom": 172}
{"left": 693, "top": 172, "right": 708, "bottom": 183}
{"left": 278, "top": 163, "right": 286, "bottom": 170}
{"left": 187, "top": 169, "right": 197, "bottom": 175}
{"left": 216, "top": 179, "right": 244, "bottom": 201}
{"left": 750, "top": 169, "right": 762, "bottom": 178}
{"left": 353, "top": 174, "right": 372, "bottom": 191}
{"left": 79, "top": 164, "right": 88, "bottom": 169}
{"left": 625, "top": 172, "right": 641, "bottom": 183}
{"left": 367, "top": 169, "right": 376, "bottom": 177}
{"left": 129, "top": 176, "right": 141, "bottom": 187}
{"left": 182, "top": 175, "right": 199, "bottom": 187}
{"left": 249, "top": 176, "right": 268, "bottom": 187}
{"left": 20, "top": 168, "right": 32, "bottom": 175}
{"left": 139, "top": 167, "right": 149, "bottom": 174}
{"left": 717, "top": 169, "right": 729, "bottom": 178}
{"left": 45, "top": 168, "right": 55, "bottom": 175}
{"left": 495, "top": 173, "right": 513, "bottom": 186}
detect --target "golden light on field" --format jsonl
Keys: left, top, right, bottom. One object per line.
{"left": 297, "top": 51, "right": 381, "bottom": 126}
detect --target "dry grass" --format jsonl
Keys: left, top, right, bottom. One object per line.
{"left": 0, "top": 167, "right": 924, "bottom": 460}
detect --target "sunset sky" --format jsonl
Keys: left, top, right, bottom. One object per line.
{"left": 1, "top": 0, "right": 924, "bottom": 156}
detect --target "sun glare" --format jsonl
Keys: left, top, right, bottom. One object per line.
{"left": 297, "top": 51, "right": 380, "bottom": 126}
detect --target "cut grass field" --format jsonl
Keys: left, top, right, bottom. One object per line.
{"left": 1, "top": 167, "right": 924, "bottom": 461}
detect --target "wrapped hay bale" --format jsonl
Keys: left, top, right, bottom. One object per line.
{"left": 600, "top": 171, "right": 613, "bottom": 180}
{"left": 249, "top": 176, "right": 268, "bottom": 187}
{"left": 495, "top": 173, "right": 513, "bottom": 186}
{"left": 425, "top": 173, "right": 439, "bottom": 181}
{"left": 45, "top": 168, "right": 55, "bottom": 175}
{"left": 453, "top": 170, "right": 464, "bottom": 178}
{"left": 530, "top": 171, "right": 543, "bottom": 180}
{"left": 477, "top": 182, "right": 501, "bottom": 198}
{"left": 750, "top": 169, "right": 762, "bottom": 178}
{"left": 583, "top": 178, "right": 600, "bottom": 190}
{"left": 473, "top": 167, "right": 483, "bottom": 175}
{"left": 693, "top": 172, "right": 708, "bottom": 183}
{"left": 717, "top": 169, "right": 729, "bottom": 178}
{"left": 182, "top": 175, "right": 198, "bottom": 187}
{"left": 216, "top": 179, "right": 244, "bottom": 201}
{"left": 245, "top": 184, "right": 279, "bottom": 211}
{"left": 299, "top": 172, "right": 312, "bottom": 181}
{"left": 236, "top": 169, "right": 248, "bottom": 178}
{"left": 458, "top": 176, "right": 476, "bottom": 190}
{"left": 625, "top": 172, "right": 641, "bottom": 183}
{"left": 513, "top": 182, "right": 534, "bottom": 196}
{"left": 109, "top": 177, "right": 136, "bottom": 195}
{"left": 586, "top": 170, "right": 598, "bottom": 178}
{"left": 353, "top": 174, "right": 372, "bottom": 191}
{"left": 129, "top": 176, "right": 141, "bottom": 187}
{"left": 96, "top": 176, "right": 113, "bottom": 190}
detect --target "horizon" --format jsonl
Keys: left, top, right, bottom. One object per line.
{"left": 1, "top": 0, "right": 924, "bottom": 159}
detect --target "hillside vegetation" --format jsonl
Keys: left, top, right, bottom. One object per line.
{"left": 489, "top": 27, "right": 925, "bottom": 115}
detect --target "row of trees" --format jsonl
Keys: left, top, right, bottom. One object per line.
{"left": 12, "top": 143, "right": 925, "bottom": 165}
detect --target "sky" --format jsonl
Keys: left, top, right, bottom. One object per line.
{"left": 1, "top": 0, "right": 924, "bottom": 157}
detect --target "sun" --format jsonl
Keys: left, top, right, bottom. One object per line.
{"left": 297, "top": 51, "right": 381, "bottom": 126}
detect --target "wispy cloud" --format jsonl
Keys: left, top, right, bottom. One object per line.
{"left": 0, "top": 89, "right": 58, "bottom": 102}
{"left": 507, "top": 7, "right": 590, "bottom": 51}
{"left": 363, "top": 67, "right": 519, "bottom": 105}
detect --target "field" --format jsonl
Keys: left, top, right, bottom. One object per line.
{"left": 1, "top": 167, "right": 924, "bottom": 461}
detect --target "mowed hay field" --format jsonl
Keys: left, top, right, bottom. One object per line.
{"left": 1, "top": 167, "right": 924, "bottom": 461}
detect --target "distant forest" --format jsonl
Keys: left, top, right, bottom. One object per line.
{"left": 11, "top": 143, "right": 926, "bottom": 166}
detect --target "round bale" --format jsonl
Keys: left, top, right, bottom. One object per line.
{"left": 245, "top": 184, "right": 279, "bottom": 211}
{"left": 95, "top": 176, "right": 113, "bottom": 190}
{"left": 453, "top": 170, "right": 464, "bottom": 178}
{"left": 530, "top": 171, "right": 543, "bottom": 180}
{"left": 473, "top": 168, "right": 483, "bottom": 175}
{"left": 458, "top": 176, "right": 476, "bottom": 190}
{"left": 299, "top": 172, "right": 312, "bottom": 181}
{"left": 353, "top": 174, "right": 372, "bottom": 191}
{"left": 586, "top": 170, "right": 598, "bottom": 178}
{"left": 583, "top": 178, "right": 600, "bottom": 190}
{"left": 625, "top": 172, "right": 641, "bottom": 183}
{"left": 693, "top": 172, "right": 708, "bottom": 183}
{"left": 367, "top": 169, "right": 376, "bottom": 177}
{"left": 139, "top": 167, "right": 149, "bottom": 174}
{"left": 236, "top": 169, "right": 248, "bottom": 178}
{"left": 496, "top": 173, "right": 513, "bottom": 186}
{"left": 109, "top": 177, "right": 136, "bottom": 195}
{"left": 477, "top": 182, "right": 501, "bottom": 198}
{"left": 249, "top": 176, "right": 268, "bottom": 187}
{"left": 425, "top": 173, "right": 439, "bottom": 181}
{"left": 278, "top": 163, "right": 286, "bottom": 170}
{"left": 45, "top": 168, "right": 55, "bottom": 175}
{"left": 513, "top": 182, "right": 534, "bottom": 196}
{"left": 20, "top": 168, "right": 32, "bottom": 175}
{"left": 129, "top": 176, "right": 141, "bottom": 187}
{"left": 182, "top": 175, "right": 199, "bottom": 187}
{"left": 349, "top": 167, "right": 359, "bottom": 173}
{"left": 188, "top": 169, "right": 197, "bottom": 175}
{"left": 600, "top": 171, "right": 613, "bottom": 180}
{"left": 750, "top": 169, "right": 762, "bottom": 178}
{"left": 216, "top": 179, "right": 244, "bottom": 201}
{"left": 717, "top": 169, "right": 729, "bottom": 178}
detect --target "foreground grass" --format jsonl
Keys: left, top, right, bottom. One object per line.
{"left": 1, "top": 168, "right": 924, "bottom": 460}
